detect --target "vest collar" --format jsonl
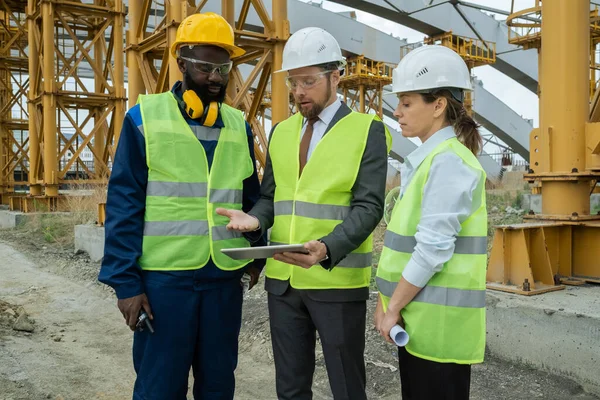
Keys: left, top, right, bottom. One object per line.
{"left": 405, "top": 126, "right": 456, "bottom": 171}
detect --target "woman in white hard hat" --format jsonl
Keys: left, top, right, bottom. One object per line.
{"left": 374, "top": 44, "right": 488, "bottom": 399}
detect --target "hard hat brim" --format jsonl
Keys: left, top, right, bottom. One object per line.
{"left": 274, "top": 59, "right": 347, "bottom": 74}
{"left": 171, "top": 42, "right": 246, "bottom": 59}
{"left": 384, "top": 87, "right": 472, "bottom": 96}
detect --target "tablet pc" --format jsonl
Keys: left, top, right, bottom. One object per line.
{"left": 221, "top": 244, "right": 308, "bottom": 260}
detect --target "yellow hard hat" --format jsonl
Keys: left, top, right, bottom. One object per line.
{"left": 170, "top": 12, "right": 246, "bottom": 59}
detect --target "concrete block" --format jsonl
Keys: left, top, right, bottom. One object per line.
{"left": 75, "top": 224, "right": 105, "bottom": 262}
{"left": 0, "top": 210, "right": 29, "bottom": 228}
{"left": 520, "top": 194, "right": 600, "bottom": 215}
{"left": 486, "top": 287, "right": 600, "bottom": 396}
{"left": 521, "top": 193, "right": 542, "bottom": 213}
{"left": 592, "top": 194, "right": 600, "bottom": 214}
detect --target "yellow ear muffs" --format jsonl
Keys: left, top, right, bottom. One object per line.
{"left": 182, "top": 89, "right": 219, "bottom": 126}
{"left": 203, "top": 101, "right": 218, "bottom": 127}
{"left": 182, "top": 89, "right": 204, "bottom": 119}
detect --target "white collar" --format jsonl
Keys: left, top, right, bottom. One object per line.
{"left": 404, "top": 126, "right": 457, "bottom": 170}
{"left": 303, "top": 99, "right": 342, "bottom": 126}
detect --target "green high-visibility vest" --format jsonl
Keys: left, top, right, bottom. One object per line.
{"left": 137, "top": 91, "right": 253, "bottom": 271}
{"left": 266, "top": 110, "right": 392, "bottom": 289}
{"left": 376, "top": 137, "right": 487, "bottom": 364}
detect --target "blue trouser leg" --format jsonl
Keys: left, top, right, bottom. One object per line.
{"left": 132, "top": 280, "right": 200, "bottom": 400}
{"left": 131, "top": 278, "right": 243, "bottom": 400}
{"left": 192, "top": 280, "right": 243, "bottom": 400}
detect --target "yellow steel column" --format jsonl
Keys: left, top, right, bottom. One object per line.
{"left": 0, "top": 125, "right": 4, "bottom": 196}
{"left": 222, "top": 0, "right": 237, "bottom": 101}
{"left": 27, "top": 0, "right": 41, "bottom": 196}
{"left": 113, "top": 0, "right": 126, "bottom": 149}
{"left": 540, "top": 0, "right": 589, "bottom": 216}
{"left": 167, "top": 1, "right": 184, "bottom": 89}
{"left": 591, "top": 41, "right": 596, "bottom": 99}
{"left": 126, "top": 0, "right": 145, "bottom": 109}
{"left": 42, "top": 0, "right": 58, "bottom": 197}
{"left": 271, "top": 0, "right": 289, "bottom": 124}
{"left": 0, "top": 10, "right": 5, "bottom": 196}
{"left": 94, "top": 1, "right": 106, "bottom": 177}
{"left": 359, "top": 84, "right": 365, "bottom": 113}
{"left": 378, "top": 86, "right": 383, "bottom": 118}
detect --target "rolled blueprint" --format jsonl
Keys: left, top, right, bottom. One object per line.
{"left": 390, "top": 324, "right": 409, "bottom": 347}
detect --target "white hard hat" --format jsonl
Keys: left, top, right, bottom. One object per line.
{"left": 278, "top": 27, "right": 346, "bottom": 73}
{"left": 388, "top": 45, "right": 472, "bottom": 95}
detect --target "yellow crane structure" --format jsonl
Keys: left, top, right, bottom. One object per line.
{"left": 1, "top": 0, "right": 127, "bottom": 212}
{"left": 338, "top": 55, "right": 394, "bottom": 118}
{"left": 1, "top": 1, "right": 31, "bottom": 207}
{"left": 0, "top": 0, "right": 290, "bottom": 213}
{"left": 487, "top": 0, "right": 600, "bottom": 294}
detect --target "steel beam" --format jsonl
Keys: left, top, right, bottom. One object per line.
{"left": 328, "top": 0, "right": 539, "bottom": 92}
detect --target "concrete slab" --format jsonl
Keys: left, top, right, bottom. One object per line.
{"left": 0, "top": 210, "right": 29, "bottom": 228}
{"left": 74, "top": 224, "right": 105, "bottom": 262}
{"left": 486, "top": 286, "right": 600, "bottom": 396}
{"left": 522, "top": 194, "right": 600, "bottom": 214}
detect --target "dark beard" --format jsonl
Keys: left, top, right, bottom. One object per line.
{"left": 183, "top": 73, "right": 227, "bottom": 105}
{"left": 296, "top": 81, "right": 332, "bottom": 119}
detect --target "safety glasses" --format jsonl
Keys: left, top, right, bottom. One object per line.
{"left": 180, "top": 57, "right": 233, "bottom": 76}
{"left": 285, "top": 71, "right": 330, "bottom": 90}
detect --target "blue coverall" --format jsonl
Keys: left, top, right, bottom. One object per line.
{"left": 98, "top": 82, "right": 266, "bottom": 400}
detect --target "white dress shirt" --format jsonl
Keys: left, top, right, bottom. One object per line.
{"left": 398, "top": 126, "right": 484, "bottom": 288}
{"left": 300, "top": 100, "right": 343, "bottom": 162}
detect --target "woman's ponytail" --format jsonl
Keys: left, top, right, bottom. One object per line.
{"left": 422, "top": 90, "right": 482, "bottom": 156}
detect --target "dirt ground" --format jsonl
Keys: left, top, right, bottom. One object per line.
{"left": 1, "top": 226, "right": 599, "bottom": 400}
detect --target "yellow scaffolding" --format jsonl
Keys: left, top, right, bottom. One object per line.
{"left": 339, "top": 55, "right": 394, "bottom": 118}
{"left": 424, "top": 31, "right": 496, "bottom": 69}
{"left": 2, "top": 0, "right": 290, "bottom": 216}
{"left": 0, "top": 1, "right": 29, "bottom": 204}
{"left": 0, "top": 0, "right": 127, "bottom": 211}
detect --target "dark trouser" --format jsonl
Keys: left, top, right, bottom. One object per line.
{"left": 398, "top": 346, "right": 471, "bottom": 400}
{"left": 132, "top": 279, "right": 243, "bottom": 400}
{"left": 268, "top": 287, "right": 367, "bottom": 400}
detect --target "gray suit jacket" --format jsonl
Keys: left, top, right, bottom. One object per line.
{"left": 246, "top": 102, "right": 389, "bottom": 302}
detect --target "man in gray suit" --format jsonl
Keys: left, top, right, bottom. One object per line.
{"left": 216, "top": 27, "right": 390, "bottom": 400}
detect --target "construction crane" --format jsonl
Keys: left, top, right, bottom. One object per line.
{"left": 487, "top": 0, "right": 600, "bottom": 294}
{"left": 0, "top": 0, "right": 290, "bottom": 216}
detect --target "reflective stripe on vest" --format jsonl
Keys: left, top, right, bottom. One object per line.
{"left": 138, "top": 92, "right": 253, "bottom": 271}
{"left": 146, "top": 182, "right": 208, "bottom": 197}
{"left": 265, "top": 110, "right": 392, "bottom": 289}
{"left": 383, "top": 231, "right": 487, "bottom": 255}
{"left": 376, "top": 137, "right": 487, "bottom": 365}
{"left": 274, "top": 200, "right": 350, "bottom": 220}
{"left": 376, "top": 276, "right": 486, "bottom": 308}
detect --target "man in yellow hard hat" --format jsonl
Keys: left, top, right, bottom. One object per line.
{"left": 98, "top": 12, "right": 265, "bottom": 399}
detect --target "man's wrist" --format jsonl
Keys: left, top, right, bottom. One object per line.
{"left": 318, "top": 239, "right": 329, "bottom": 262}
{"left": 249, "top": 215, "right": 261, "bottom": 231}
